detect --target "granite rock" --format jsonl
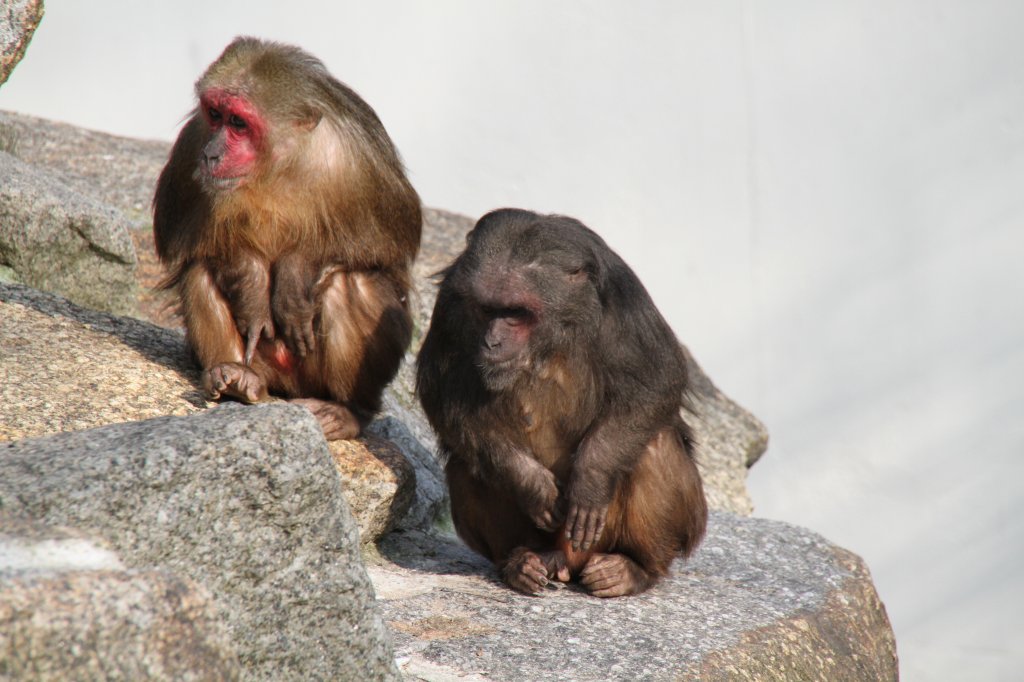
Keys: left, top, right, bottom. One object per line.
{"left": 0, "top": 152, "right": 138, "bottom": 315}
{"left": 0, "top": 282, "right": 424, "bottom": 543}
{"left": 0, "top": 0, "right": 42, "bottom": 86}
{"left": 0, "top": 521, "right": 241, "bottom": 681}
{"left": 0, "top": 403, "right": 400, "bottom": 681}
{"left": 371, "top": 512, "right": 897, "bottom": 681}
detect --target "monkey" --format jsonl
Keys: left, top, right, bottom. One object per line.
{"left": 153, "top": 37, "right": 421, "bottom": 440}
{"left": 416, "top": 208, "right": 707, "bottom": 597}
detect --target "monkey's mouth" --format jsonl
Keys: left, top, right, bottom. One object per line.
{"left": 204, "top": 175, "right": 244, "bottom": 191}
{"left": 477, "top": 354, "right": 529, "bottom": 391}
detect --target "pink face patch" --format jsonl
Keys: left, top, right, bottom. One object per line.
{"left": 198, "top": 89, "right": 268, "bottom": 180}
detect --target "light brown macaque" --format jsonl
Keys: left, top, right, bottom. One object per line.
{"left": 154, "top": 37, "right": 421, "bottom": 439}
{"left": 417, "top": 209, "right": 707, "bottom": 597}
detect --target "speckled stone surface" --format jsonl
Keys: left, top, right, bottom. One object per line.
{"left": 0, "top": 151, "right": 138, "bottom": 316}
{"left": 0, "top": 403, "right": 400, "bottom": 681}
{"left": 0, "top": 282, "right": 430, "bottom": 544}
{"left": 329, "top": 433, "right": 416, "bottom": 542}
{"left": 1, "top": 522, "right": 241, "bottom": 681}
{"left": 0, "top": 282, "right": 204, "bottom": 441}
{"left": 0, "top": 0, "right": 42, "bottom": 86}
{"left": 370, "top": 512, "right": 897, "bottom": 681}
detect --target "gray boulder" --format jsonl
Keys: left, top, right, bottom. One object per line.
{"left": 0, "top": 0, "right": 42, "bottom": 86}
{"left": 0, "top": 152, "right": 137, "bottom": 315}
{"left": 371, "top": 512, "right": 897, "bottom": 681}
{"left": 0, "top": 521, "right": 241, "bottom": 681}
{"left": 0, "top": 281, "right": 433, "bottom": 543}
{"left": 0, "top": 110, "right": 169, "bottom": 227}
{"left": 0, "top": 403, "right": 400, "bottom": 681}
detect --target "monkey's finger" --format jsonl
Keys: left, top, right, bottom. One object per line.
{"left": 569, "top": 507, "right": 605, "bottom": 551}
{"left": 535, "top": 510, "right": 559, "bottom": 532}
{"left": 300, "top": 320, "right": 316, "bottom": 355}
{"left": 566, "top": 505, "right": 592, "bottom": 550}
{"left": 582, "top": 509, "right": 607, "bottom": 551}
{"left": 564, "top": 505, "right": 580, "bottom": 542}
{"left": 244, "top": 332, "right": 260, "bottom": 366}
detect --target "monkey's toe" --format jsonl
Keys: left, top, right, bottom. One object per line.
{"left": 202, "top": 363, "right": 267, "bottom": 403}
{"left": 291, "top": 399, "right": 361, "bottom": 440}
{"left": 579, "top": 553, "right": 653, "bottom": 598}
{"left": 502, "top": 548, "right": 554, "bottom": 595}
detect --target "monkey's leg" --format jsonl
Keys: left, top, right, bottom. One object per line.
{"left": 299, "top": 270, "right": 411, "bottom": 439}
{"left": 447, "top": 457, "right": 563, "bottom": 593}
{"left": 578, "top": 552, "right": 657, "bottom": 598}
{"left": 181, "top": 264, "right": 269, "bottom": 403}
{"left": 579, "top": 426, "right": 707, "bottom": 598}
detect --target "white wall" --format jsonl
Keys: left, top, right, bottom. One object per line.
{"left": 3, "top": 2, "right": 1022, "bottom": 678}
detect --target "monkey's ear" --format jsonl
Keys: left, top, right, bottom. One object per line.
{"left": 297, "top": 108, "right": 323, "bottom": 131}
{"left": 568, "top": 267, "right": 589, "bottom": 285}
{"left": 577, "top": 248, "right": 605, "bottom": 287}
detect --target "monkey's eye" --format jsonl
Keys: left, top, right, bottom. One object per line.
{"left": 207, "top": 107, "right": 222, "bottom": 123}
{"left": 228, "top": 114, "right": 247, "bottom": 130}
{"left": 486, "top": 306, "right": 533, "bottom": 325}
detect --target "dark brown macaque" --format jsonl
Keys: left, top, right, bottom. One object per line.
{"left": 417, "top": 209, "right": 707, "bottom": 597}
{"left": 153, "top": 37, "right": 421, "bottom": 439}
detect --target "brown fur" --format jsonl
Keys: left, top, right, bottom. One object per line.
{"left": 418, "top": 209, "right": 707, "bottom": 597}
{"left": 154, "top": 37, "right": 420, "bottom": 438}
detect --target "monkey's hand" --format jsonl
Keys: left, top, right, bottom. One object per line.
{"left": 518, "top": 465, "right": 564, "bottom": 532}
{"left": 564, "top": 471, "right": 616, "bottom": 551}
{"left": 274, "top": 298, "right": 317, "bottom": 359}
{"left": 271, "top": 254, "right": 319, "bottom": 358}
{"left": 564, "top": 502, "right": 609, "bottom": 552}
{"left": 234, "top": 311, "right": 274, "bottom": 366}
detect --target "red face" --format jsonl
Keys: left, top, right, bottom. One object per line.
{"left": 482, "top": 309, "right": 537, "bottom": 364}
{"left": 472, "top": 274, "right": 542, "bottom": 365}
{"left": 197, "top": 88, "right": 267, "bottom": 188}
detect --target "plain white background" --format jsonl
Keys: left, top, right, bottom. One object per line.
{"left": 2, "top": 2, "right": 1021, "bottom": 679}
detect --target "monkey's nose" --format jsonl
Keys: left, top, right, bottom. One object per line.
{"left": 483, "top": 330, "right": 504, "bottom": 350}
{"left": 203, "top": 136, "right": 227, "bottom": 166}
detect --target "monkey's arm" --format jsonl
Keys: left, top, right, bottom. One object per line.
{"left": 271, "top": 251, "right": 320, "bottom": 358}
{"left": 471, "top": 443, "right": 564, "bottom": 532}
{"left": 565, "top": 289, "right": 687, "bottom": 551}
{"left": 564, "top": 407, "right": 662, "bottom": 550}
{"left": 212, "top": 255, "right": 274, "bottom": 365}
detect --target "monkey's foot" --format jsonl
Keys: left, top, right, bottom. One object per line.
{"left": 579, "top": 553, "right": 656, "bottom": 598}
{"left": 500, "top": 548, "right": 570, "bottom": 595}
{"left": 291, "top": 398, "right": 361, "bottom": 440}
{"left": 202, "top": 363, "right": 268, "bottom": 403}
